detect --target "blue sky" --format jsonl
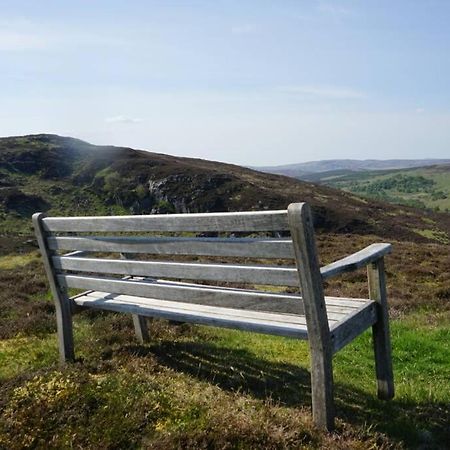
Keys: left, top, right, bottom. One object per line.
{"left": 1, "top": 1, "right": 449, "bottom": 165}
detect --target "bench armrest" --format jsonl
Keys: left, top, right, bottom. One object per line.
{"left": 320, "top": 243, "right": 392, "bottom": 280}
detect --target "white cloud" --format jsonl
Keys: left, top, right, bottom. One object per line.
{"left": 415, "top": 107, "right": 425, "bottom": 114}
{"left": 105, "top": 115, "right": 143, "bottom": 124}
{"left": 0, "top": 30, "right": 49, "bottom": 51}
{"left": 231, "top": 24, "right": 258, "bottom": 35}
{"left": 277, "top": 85, "right": 366, "bottom": 100}
{"left": 317, "top": 2, "right": 355, "bottom": 18}
{"left": 0, "top": 17, "right": 125, "bottom": 53}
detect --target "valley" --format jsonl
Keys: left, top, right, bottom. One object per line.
{"left": 311, "top": 165, "right": 450, "bottom": 213}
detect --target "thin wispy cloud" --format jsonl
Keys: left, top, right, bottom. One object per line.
{"left": 0, "top": 18, "right": 52, "bottom": 51}
{"left": 231, "top": 24, "right": 258, "bottom": 35}
{"left": 0, "top": 31, "right": 49, "bottom": 51}
{"left": 317, "top": 2, "right": 355, "bottom": 18}
{"left": 105, "top": 115, "right": 143, "bottom": 124}
{"left": 277, "top": 85, "right": 366, "bottom": 100}
{"left": 0, "top": 18, "right": 124, "bottom": 52}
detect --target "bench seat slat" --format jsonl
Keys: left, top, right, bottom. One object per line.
{"left": 78, "top": 290, "right": 369, "bottom": 324}
{"left": 72, "top": 292, "right": 306, "bottom": 339}
{"left": 53, "top": 256, "right": 299, "bottom": 286}
{"left": 71, "top": 291, "right": 374, "bottom": 340}
{"left": 47, "top": 236, "right": 294, "bottom": 259}
{"left": 42, "top": 210, "right": 289, "bottom": 233}
{"left": 78, "top": 291, "right": 312, "bottom": 325}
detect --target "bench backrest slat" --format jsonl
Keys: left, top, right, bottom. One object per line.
{"left": 57, "top": 273, "right": 306, "bottom": 315}
{"left": 52, "top": 256, "right": 299, "bottom": 286}
{"left": 42, "top": 210, "right": 289, "bottom": 233}
{"left": 47, "top": 236, "right": 294, "bottom": 259}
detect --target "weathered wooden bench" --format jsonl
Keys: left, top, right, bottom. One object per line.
{"left": 33, "top": 203, "right": 394, "bottom": 430}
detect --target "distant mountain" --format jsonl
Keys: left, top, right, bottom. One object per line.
{"left": 0, "top": 134, "right": 449, "bottom": 244}
{"left": 255, "top": 159, "right": 450, "bottom": 178}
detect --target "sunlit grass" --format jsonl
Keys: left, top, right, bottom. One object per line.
{"left": 1, "top": 310, "right": 449, "bottom": 448}
{"left": 0, "top": 252, "right": 40, "bottom": 270}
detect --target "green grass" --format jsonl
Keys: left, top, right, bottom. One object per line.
{"left": 0, "top": 252, "right": 40, "bottom": 270}
{"left": 1, "top": 310, "right": 449, "bottom": 448}
{"left": 412, "top": 228, "right": 450, "bottom": 244}
{"left": 0, "top": 334, "right": 59, "bottom": 379}
{"left": 200, "top": 313, "right": 450, "bottom": 443}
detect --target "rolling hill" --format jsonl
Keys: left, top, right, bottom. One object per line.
{"left": 0, "top": 134, "right": 449, "bottom": 245}
{"left": 255, "top": 158, "right": 450, "bottom": 178}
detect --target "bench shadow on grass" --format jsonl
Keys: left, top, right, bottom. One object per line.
{"left": 122, "top": 340, "right": 449, "bottom": 448}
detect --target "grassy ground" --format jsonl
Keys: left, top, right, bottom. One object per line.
{"left": 0, "top": 235, "right": 449, "bottom": 449}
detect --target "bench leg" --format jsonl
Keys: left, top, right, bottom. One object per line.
{"left": 287, "top": 203, "right": 335, "bottom": 430}
{"left": 368, "top": 259, "right": 395, "bottom": 400}
{"left": 132, "top": 314, "right": 150, "bottom": 343}
{"left": 55, "top": 298, "right": 75, "bottom": 364}
{"left": 310, "top": 347, "right": 335, "bottom": 430}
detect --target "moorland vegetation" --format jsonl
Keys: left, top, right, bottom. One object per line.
{"left": 0, "top": 135, "right": 448, "bottom": 448}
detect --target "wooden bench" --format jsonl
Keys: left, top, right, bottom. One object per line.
{"left": 33, "top": 202, "right": 394, "bottom": 430}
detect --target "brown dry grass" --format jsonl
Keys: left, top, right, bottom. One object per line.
{"left": 0, "top": 234, "right": 448, "bottom": 341}
{"left": 316, "top": 233, "right": 450, "bottom": 316}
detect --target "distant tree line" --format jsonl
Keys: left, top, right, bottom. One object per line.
{"left": 357, "top": 175, "right": 435, "bottom": 194}
{"left": 341, "top": 174, "right": 448, "bottom": 212}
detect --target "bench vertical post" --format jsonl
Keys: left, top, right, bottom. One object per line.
{"left": 120, "top": 253, "right": 150, "bottom": 343}
{"left": 368, "top": 258, "right": 394, "bottom": 400}
{"left": 287, "top": 203, "right": 334, "bottom": 430}
{"left": 132, "top": 314, "right": 150, "bottom": 344}
{"left": 33, "top": 213, "right": 75, "bottom": 363}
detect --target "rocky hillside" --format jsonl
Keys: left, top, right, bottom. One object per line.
{"left": 0, "top": 134, "right": 449, "bottom": 243}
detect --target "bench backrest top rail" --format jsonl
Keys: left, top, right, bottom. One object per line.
{"left": 42, "top": 209, "right": 289, "bottom": 233}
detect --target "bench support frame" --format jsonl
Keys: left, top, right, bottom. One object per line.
{"left": 119, "top": 253, "right": 151, "bottom": 343}
{"left": 368, "top": 259, "right": 395, "bottom": 400}
{"left": 132, "top": 315, "right": 150, "bottom": 343}
{"left": 288, "top": 203, "right": 334, "bottom": 430}
{"left": 33, "top": 204, "right": 394, "bottom": 432}
{"left": 33, "top": 212, "right": 75, "bottom": 363}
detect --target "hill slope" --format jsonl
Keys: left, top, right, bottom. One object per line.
{"left": 0, "top": 134, "right": 449, "bottom": 243}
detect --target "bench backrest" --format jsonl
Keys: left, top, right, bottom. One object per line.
{"left": 33, "top": 203, "right": 328, "bottom": 329}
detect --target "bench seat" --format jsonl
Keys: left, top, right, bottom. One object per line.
{"left": 72, "top": 285, "right": 377, "bottom": 347}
